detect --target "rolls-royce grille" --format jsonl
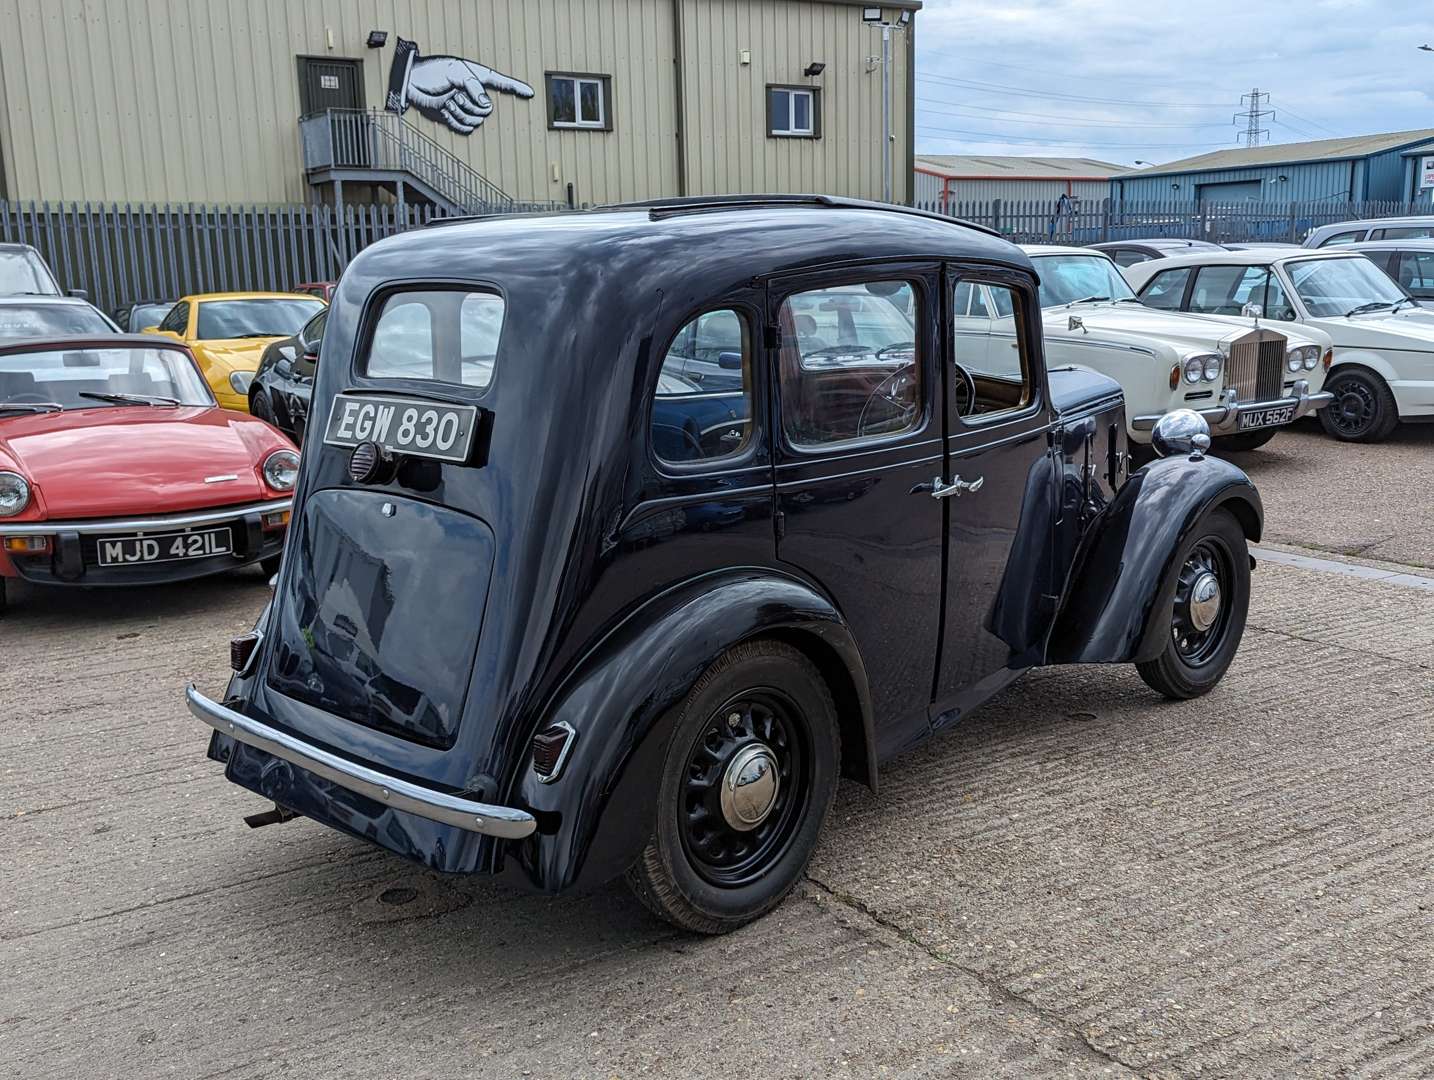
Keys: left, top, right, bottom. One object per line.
{"left": 1226, "top": 330, "right": 1286, "bottom": 403}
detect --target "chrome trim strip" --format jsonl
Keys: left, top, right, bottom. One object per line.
{"left": 185, "top": 685, "right": 537, "bottom": 839}
{"left": 0, "top": 498, "right": 292, "bottom": 536}
{"left": 1132, "top": 383, "right": 1333, "bottom": 433}
{"left": 534, "top": 720, "right": 578, "bottom": 785}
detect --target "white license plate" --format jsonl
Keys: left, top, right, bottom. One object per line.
{"left": 323, "top": 392, "right": 477, "bottom": 464}
{"left": 1238, "top": 404, "right": 1296, "bottom": 430}
{"left": 97, "top": 527, "right": 233, "bottom": 566}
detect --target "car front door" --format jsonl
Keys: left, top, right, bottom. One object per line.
{"left": 933, "top": 265, "right": 1058, "bottom": 728}
{"left": 770, "top": 263, "right": 944, "bottom": 759}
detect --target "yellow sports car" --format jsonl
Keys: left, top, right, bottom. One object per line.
{"left": 143, "top": 292, "right": 326, "bottom": 413}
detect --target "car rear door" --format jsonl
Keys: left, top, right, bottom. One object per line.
{"left": 769, "top": 262, "right": 944, "bottom": 758}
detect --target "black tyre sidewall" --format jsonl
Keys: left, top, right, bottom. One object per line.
{"left": 1139, "top": 509, "right": 1250, "bottom": 698}
{"left": 1216, "top": 429, "right": 1278, "bottom": 453}
{"left": 647, "top": 642, "right": 839, "bottom": 927}
{"left": 1319, "top": 368, "right": 1397, "bottom": 443}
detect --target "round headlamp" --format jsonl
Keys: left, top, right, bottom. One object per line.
{"left": 262, "top": 449, "right": 300, "bottom": 492}
{"left": 1197, "top": 354, "right": 1222, "bottom": 382}
{"left": 229, "top": 371, "right": 255, "bottom": 395}
{"left": 1303, "top": 346, "right": 1319, "bottom": 371}
{"left": 1183, "top": 357, "right": 1205, "bottom": 385}
{"left": 0, "top": 471, "right": 30, "bottom": 517}
{"left": 1286, "top": 345, "right": 1319, "bottom": 373}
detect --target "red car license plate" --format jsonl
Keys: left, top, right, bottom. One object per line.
{"left": 1238, "top": 404, "right": 1296, "bottom": 431}
{"left": 97, "top": 527, "right": 233, "bottom": 566}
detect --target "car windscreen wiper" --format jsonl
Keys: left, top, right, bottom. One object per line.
{"left": 1111, "top": 296, "right": 1144, "bottom": 303}
{"left": 232, "top": 332, "right": 281, "bottom": 338}
{"left": 77, "top": 391, "right": 182, "bottom": 406}
{"left": 0, "top": 401, "right": 65, "bottom": 414}
{"left": 1066, "top": 295, "right": 1110, "bottom": 306}
{"left": 1343, "top": 301, "right": 1395, "bottom": 317}
{"left": 1391, "top": 297, "right": 1418, "bottom": 313}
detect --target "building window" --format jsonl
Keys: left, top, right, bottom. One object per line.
{"left": 546, "top": 73, "right": 612, "bottom": 130}
{"left": 768, "top": 86, "right": 820, "bottom": 139}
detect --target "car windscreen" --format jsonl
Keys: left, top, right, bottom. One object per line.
{"left": 128, "top": 303, "right": 174, "bottom": 332}
{"left": 195, "top": 298, "right": 324, "bottom": 340}
{"left": 0, "top": 250, "right": 60, "bottom": 296}
{"left": 1031, "top": 255, "right": 1136, "bottom": 307}
{"left": 0, "top": 347, "right": 213, "bottom": 409}
{"left": 1286, "top": 257, "right": 1408, "bottom": 317}
{"left": 0, "top": 303, "right": 114, "bottom": 338}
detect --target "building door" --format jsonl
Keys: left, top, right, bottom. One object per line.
{"left": 297, "top": 57, "right": 365, "bottom": 116}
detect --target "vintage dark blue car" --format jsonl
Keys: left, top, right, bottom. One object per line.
{"left": 188, "top": 196, "right": 1262, "bottom": 933}
{"left": 249, "top": 308, "right": 326, "bottom": 445}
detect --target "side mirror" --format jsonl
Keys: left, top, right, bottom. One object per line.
{"left": 1151, "top": 409, "right": 1212, "bottom": 460}
{"left": 1241, "top": 302, "right": 1263, "bottom": 318}
{"left": 67, "top": 288, "right": 89, "bottom": 300}
{"left": 717, "top": 351, "right": 743, "bottom": 370}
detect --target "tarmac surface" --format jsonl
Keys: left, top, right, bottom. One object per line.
{"left": 3, "top": 428, "right": 1432, "bottom": 1079}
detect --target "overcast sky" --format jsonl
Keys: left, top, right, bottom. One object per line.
{"left": 914, "top": 0, "right": 1434, "bottom": 165}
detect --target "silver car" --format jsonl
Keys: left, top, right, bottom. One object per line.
{"left": 1303, "top": 216, "right": 1434, "bottom": 249}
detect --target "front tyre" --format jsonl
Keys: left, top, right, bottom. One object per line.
{"left": 626, "top": 639, "right": 840, "bottom": 934}
{"left": 1136, "top": 508, "right": 1250, "bottom": 700}
{"left": 1319, "top": 367, "right": 1399, "bottom": 443}
{"left": 1216, "top": 428, "right": 1278, "bottom": 453}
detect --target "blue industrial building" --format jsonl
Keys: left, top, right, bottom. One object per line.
{"left": 1113, "top": 128, "right": 1434, "bottom": 205}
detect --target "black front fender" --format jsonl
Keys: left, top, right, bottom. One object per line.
{"left": 505, "top": 569, "right": 873, "bottom": 895}
{"left": 1046, "top": 454, "right": 1262, "bottom": 665}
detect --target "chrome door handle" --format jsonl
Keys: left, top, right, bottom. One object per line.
{"left": 932, "top": 474, "right": 984, "bottom": 499}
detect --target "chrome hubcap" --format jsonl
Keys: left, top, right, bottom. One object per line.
{"left": 719, "top": 744, "right": 780, "bottom": 831}
{"left": 1188, "top": 571, "right": 1221, "bottom": 632}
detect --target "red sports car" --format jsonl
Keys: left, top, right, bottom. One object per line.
{"left": 0, "top": 335, "right": 298, "bottom": 611}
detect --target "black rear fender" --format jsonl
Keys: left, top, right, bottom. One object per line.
{"left": 507, "top": 570, "right": 873, "bottom": 894}
{"left": 1046, "top": 454, "right": 1262, "bottom": 666}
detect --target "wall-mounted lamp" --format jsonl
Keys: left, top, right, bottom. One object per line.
{"left": 862, "top": 6, "right": 882, "bottom": 21}
{"left": 1269, "top": 174, "right": 1289, "bottom": 183}
{"left": 366, "top": 30, "right": 388, "bottom": 48}
{"left": 898, "top": 9, "right": 911, "bottom": 24}
{"left": 1171, "top": 182, "right": 1181, "bottom": 191}
{"left": 804, "top": 62, "right": 826, "bottom": 77}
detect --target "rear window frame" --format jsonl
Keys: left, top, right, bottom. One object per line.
{"left": 353, "top": 281, "right": 508, "bottom": 400}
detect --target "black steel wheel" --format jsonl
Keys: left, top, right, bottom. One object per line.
{"left": 1136, "top": 508, "right": 1250, "bottom": 699}
{"left": 1318, "top": 367, "right": 1398, "bottom": 443}
{"left": 250, "top": 390, "right": 274, "bottom": 423}
{"left": 626, "top": 639, "right": 839, "bottom": 934}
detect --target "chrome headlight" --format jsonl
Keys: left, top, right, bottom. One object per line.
{"left": 0, "top": 471, "right": 30, "bottom": 517}
{"left": 1286, "top": 345, "right": 1319, "bottom": 373}
{"left": 1184, "top": 354, "right": 1222, "bottom": 384}
{"left": 1183, "top": 357, "right": 1206, "bottom": 385}
{"left": 229, "top": 370, "right": 255, "bottom": 394}
{"left": 261, "top": 449, "right": 300, "bottom": 492}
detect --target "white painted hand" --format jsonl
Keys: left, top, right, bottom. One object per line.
{"left": 407, "top": 54, "right": 535, "bottom": 134}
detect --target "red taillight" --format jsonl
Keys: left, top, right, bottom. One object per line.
{"left": 3, "top": 535, "right": 50, "bottom": 555}
{"left": 531, "top": 723, "right": 577, "bottom": 783}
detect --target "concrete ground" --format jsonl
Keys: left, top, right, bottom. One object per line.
{"left": 3, "top": 431, "right": 1432, "bottom": 1079}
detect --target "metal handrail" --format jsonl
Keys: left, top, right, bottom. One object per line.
{"left": 299, "top": 109, "right": 514, "bottom": 213}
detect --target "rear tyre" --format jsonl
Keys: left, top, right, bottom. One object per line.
{"left": 1319, "top": 368, "right": 1399, "bottom": 443}
{"left": 626, "top": 639, "right": 840, "bottom": 934}
{"left": 1216, "top": 429, "right": 1278, "bottom": 453}
{"left": 1136, "top": 508, "right": 1250, "bottom": 700}
{"left": 250, "top": 390, "right": 274, "bottom": 424}
{"left": 259, "top": 554, "right": 282, "bottom": 578}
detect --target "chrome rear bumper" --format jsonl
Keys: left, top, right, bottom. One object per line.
{"left": 1133, "top": 379, "right": 1333, "bottom": 435}
{"left": 186, "top": 685, "right": 537, "bottom": 840}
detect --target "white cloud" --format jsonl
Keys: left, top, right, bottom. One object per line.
{"left": 915, "top": 0, "right": 1434, "bottom": 165}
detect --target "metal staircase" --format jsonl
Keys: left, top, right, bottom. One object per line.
{"left": 299, "top": 109, "right": 515, "bottom": 215}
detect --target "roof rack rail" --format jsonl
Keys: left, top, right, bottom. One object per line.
{"left": 604, "top": 193, "right": 1001, "bottom": 238}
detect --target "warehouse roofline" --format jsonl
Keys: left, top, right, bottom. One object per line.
{"left": 1132, "top": 128, "right": 1434, "bottom": 178}
{"left": 916, "top": 154, "right": 1129, "bottom": 180}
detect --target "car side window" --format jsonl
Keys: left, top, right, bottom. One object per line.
{"left": 159, "top": 301, "right": 188, "bottom": 334}
{"left": 1397, "top": 251, "right": 1434, "bottom": 295}
{"left": 1372, "top": 226, "right": 1434, "bottom": 241}
{"left": 1318, "top": 230, "right": 1366, "bottom": 247}
{"left": 1110, "top": 249, "right": 1148, "bottom": 267}
{"left": 1139, "top": 267, "right": 1192, "bottom": 310}
{"left": 951, "top": 280, "right": 1032, "bottom": 421}
{"left": 1189, "top": 266, "right": 1270, "bottom": 315}
{"left": 1263, "top": 272, "right": 1298, "bottom": 320}
{"left": 295, "top": 311, "right": 326, "bottom": 377}
{"left": 778, "top": 281, "right": 921, "bottom": 448}
{"left": 650, "top": 308, "right": 753, "bottom": 465}
{"left": 954, "top": 280, "right": 988, "bottom": 318}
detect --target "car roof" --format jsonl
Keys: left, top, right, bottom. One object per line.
{"left": 1093, "top": 238, "right": 1222, "bottom": 251}
{"left": 1125, "top": 248, "right": 1367, "bottom": 271}
{"left": 1020, "top": 244, "right": 1113, "bottom": 259}
{"left": 1344, "top": 238, "right": 1434, "bottom": 250}
{"left": 0, "top": 242, "right": 43, "bottom": 254}
{"left": 0, "top": 295, "right": 99, "bottom": 307}
{"left": 176, "top": 291, "right": 327, "bottom": 303}
{"left": 1314, "top": 215, "right": 1434, "bottom": 232}
{"left": 0, "top": 333, "right": 190, "bottom": 354}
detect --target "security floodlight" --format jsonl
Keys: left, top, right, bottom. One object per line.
{"left": 863, "top": 7, "right": 882, "bottom": 21}
{"left": 804, "top": 62, "right": 826, "bottom": 77}
{"left": 366, "top": 30, "right": 388, "bottom": 48}
{"left": 898, "top": 10, "right": 912, "bottom": 24}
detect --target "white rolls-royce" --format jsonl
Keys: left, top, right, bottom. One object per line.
{"left": 965, "top": 246, "right": 1334, "bottom": 453}
{"left": 1122, "top": 248, "right": 1434, "bottom": 443}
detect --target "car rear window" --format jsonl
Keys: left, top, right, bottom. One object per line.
{"left": 0, "top": 303, "right": 113, "bottom": 338}
{"left": 196, "top": 298, "right": 324, "bottom": 340}
{"left": 365, "top": 290, "right": 503, "bottom": 389}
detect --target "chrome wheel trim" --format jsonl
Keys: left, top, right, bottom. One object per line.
{"left": 1188, "top": 571, "right": 1222, "bottom": 632}
{"left": 720, "top": 744, "right": 780, "bottom": 831}
{"left": 1171, "top": 537, "right": 1235, "bottom": 666}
